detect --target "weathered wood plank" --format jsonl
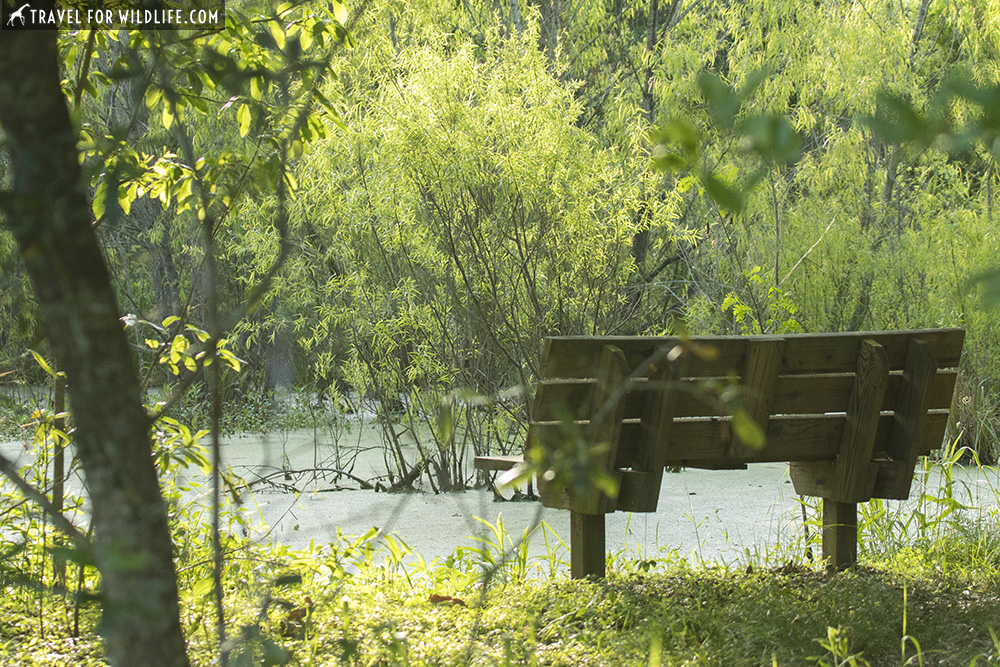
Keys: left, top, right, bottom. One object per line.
{"left": 532, "top": 416, "right": 838, "bottom": 467}
{"left": 533, "top": 369, "right": 958, "bottom": 421}
{"left": 789, "top": 460, "right": 876, "bottom": 500}
{"left": 540, "top": 328, "right": 964, "bottom": 379}
{"left": 730, "top": 337, "right": 785, "bottom": 457}
{"left": 531, "top": 411, "right": 949, "bottom": 472}
{"left": 586, "top": 345, "right": 630, "bottom": 464}
{"left": 631, "top": 356, "right": 685, "bottom": 511}
{"left": 798, "top": 339, "right": 890, "bottom": 503}
{"left": 614, "top": 470, "right": 657, "bottom": 512}
{"left": 574, "top": 345, "right": 630, "bottom": 514}
{"left": 835, "top": 340, "right": 890, "bottom": 500}
{"left": 881, "top": 338, "right": 938, "bottom": 499}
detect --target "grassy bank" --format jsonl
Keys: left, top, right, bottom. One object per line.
{"left": 3, "top": 547, "right": 1000, "bottom": 666}
{"left": 4, "top": 496, "right": 1000, "bottom": 667}
{"left": 3, "top": 432, "right": 1000, "bottom": 666}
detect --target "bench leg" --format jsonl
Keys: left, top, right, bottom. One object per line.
{"left": 822, "top": 500, "right": 857, "bottom": 571}
{"left": 570, "top": 511, "right": 606, "bottom": 579}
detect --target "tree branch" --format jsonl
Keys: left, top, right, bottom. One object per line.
{"left": 0, "top": 452, "right": 94, "bottom": 562}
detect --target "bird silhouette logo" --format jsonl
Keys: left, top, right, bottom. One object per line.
{"left": 7, "top": 3, "right": 31, "bottom": 25}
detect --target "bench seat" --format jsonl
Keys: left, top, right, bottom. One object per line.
{"left": 475, "top": 328, "right": 965, "bottom": 577}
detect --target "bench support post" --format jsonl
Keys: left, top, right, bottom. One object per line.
{"left": 570, "top": 511, "right": 605, "bottom": 578}
{"left": 822, "top": 500, "right": 857, "bottom": 571}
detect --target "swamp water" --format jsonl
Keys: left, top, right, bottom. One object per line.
{"left": 213, "top": 426, "right": 809, "bottom": 565}
{"left": 3, "top": 420, "right": 999, "bottom": 570}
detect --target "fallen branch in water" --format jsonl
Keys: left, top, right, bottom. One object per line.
{"left": 237, "top": 466, "right": 374, "bottom": 492}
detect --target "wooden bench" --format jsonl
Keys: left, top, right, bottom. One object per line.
{"left": 475, "top": 328, "right": 965, "bottom": 578}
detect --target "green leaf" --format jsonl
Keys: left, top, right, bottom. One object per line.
{"left": 187, "top": 324, "right": 210, "bottom": 342}
{"left": 732, "top": 409, "right": 765, "bottom": 450}
{"left": 651, "top": 117, "right": 700, "bottom": 156}
{"left": 144, "top": 85, "right": 162, "bottom": 112}
{"left": 261, "top": 639, "right": 293, "bottom": 666}
{"left": 863, "top": 93, "right": 930, "bottom": 146}
{"left": 272, "top": 573, "right": 303, "bottom": 588}
{"left": 697, "top": 71, "right": 740, "bottom": 129}
{"left": 118, "top": 182, "right": 134, "bottom": 215}
{"left": 237, "top": 104, "right": 251, "bottom": 138}
{"left": 161, "top": 103, "right": 174, "bottom": 131}
{"left": 250, "top": 76, "right": 264, "bottom": 101}
{"left": 971, "top": 267, "right": 1000, "bottom": 308}
{"left": 218, "top": 349, "right": 244, "bottom": 372}
{"left": 29, "top": 350, "right": 56, "bottom": 377}
{"left": 436, "top": 404, "right": 454, "bottom": 445}
{"left": 92, "top": 179, "right": 107, "bottom": 220}
{"left": 740, "top": 114, "right": 801, "bottom": 165}
{"left": 702, "top": 172, "right": 745, "bottom": 212}
{"left": 651, "top": 151, "right": 689, "bottom": 172}
{"left": 331, "top": 0, "right": 348, "bottom": 23}
{"left": 269, "top": 19, "right": 287, "bottom": 49}
{"left": 190, "top": 577, "right": 214, "bottom": 599}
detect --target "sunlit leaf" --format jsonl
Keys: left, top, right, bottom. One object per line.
{"left": 331, "top": 0, "right": 348, "bottom": 23}
{"left": 29, "top": 350, "right": 56, "bottom": 377}
{"left": 732, "top": 409, "right": 765, "bottom": 450}
{"left": 92, "top": 179, "right": 107, "bottom": 220}
{"left": 190, "top": 577, "right": 214, "bottom": 599}
{"left": 237, "top": 104, "right": 251, "bottom": 138}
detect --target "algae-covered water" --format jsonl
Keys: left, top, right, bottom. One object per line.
{"left": 3, "top": 420, "right": 998, "bottom": 567}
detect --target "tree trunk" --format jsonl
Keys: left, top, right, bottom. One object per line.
{"left": 510, "top": 0, "right": 522, "bottom": 34}
{"left": 628, "top": 0, "right": 662, "bottom": 306}
{"left": 0, "top": 28, "right": 190, "bottom": 667}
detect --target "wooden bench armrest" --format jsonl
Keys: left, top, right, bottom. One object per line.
{"left": 473, "top": 455, "right": 523, "bottom": 472}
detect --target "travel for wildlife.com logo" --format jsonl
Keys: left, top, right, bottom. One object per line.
{"left": 2, "top": 1, "right": 225, "bottom": 30}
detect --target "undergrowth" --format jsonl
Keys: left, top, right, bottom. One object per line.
{"left": 4, "top": 536, "right": 1000, "bottom": 666}
{"left": 4, "top": 413, "right": 1000, "bottom": 666}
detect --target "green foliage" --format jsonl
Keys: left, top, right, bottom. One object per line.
{"left": 6, "top": 443, "right": 1000, "bottom": 665}
{"left": 232, "top": 26, "right": 680, "bottom": 484}
{"left": 5, "top": 1, "right": 1000, "bottom": 663}
{"left": 717, "top": 266, "right": 805, "bottom": 335}
{"left": 811, "top": 626, "right": 871, "bottom": 667}
{"left": 10, "top": 526, "right": 1000, "bottom": 665}
{"left": 5, "top": 0, "right": 1000, "bottom": 465}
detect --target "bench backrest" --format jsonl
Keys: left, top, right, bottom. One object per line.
{"left": 529, "top": 329, "right": 965, "bottom": 515}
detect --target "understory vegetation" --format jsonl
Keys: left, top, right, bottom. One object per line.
{"left": 4, "top": 434, "right": 1000, "bottom": 666}
{"left": 7, "top": 558, "right": 1000, "bottom": 666}
{"left": 4, "top": 0, "right": 1000, "bottom": 665}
